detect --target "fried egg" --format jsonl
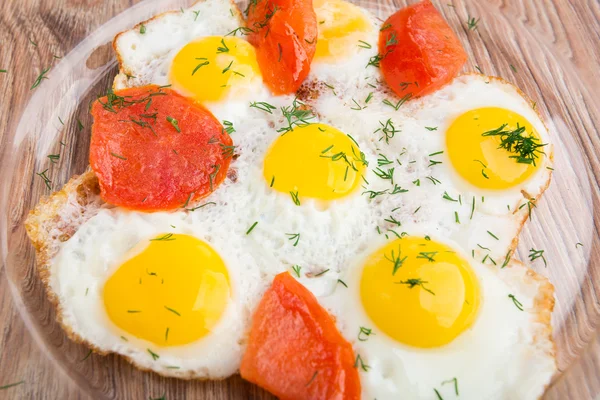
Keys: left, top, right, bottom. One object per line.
{"left": 113, "top": 0, "right": 242, "bottom": 90}
{"left": 320, "top": 233, "right": 556, "bottom": 399}
{"left": 52, "top": 209, "right": 263, "bottom": 378}
{"left": 309, "top": 0, "right": 380, "bottom": 83}
{"left": 113, "top": 0, "right": 270, "bottom": 122}
{"left": 401, "top": 74, "right": 553, "bottom": 215}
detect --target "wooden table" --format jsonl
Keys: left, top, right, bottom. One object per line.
{"left": 1, "top": 0, "right": 599, "bottom": 399}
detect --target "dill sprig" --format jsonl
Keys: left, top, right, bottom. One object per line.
{"left": 382, "top": 93, "right": 412, "bottom": 111}
{"left": 375, "top": 118, "right": 399, "bottom": 144}
{"left": 519, "top": 198, "right": 537, "bottom": 220}
{"left": 482, "top": 123, "right": 546, "bottom": 166}
{"left": 209, "top": 164, "right": 220, "bottom": 192}
{"left": 98, "top": 86, "right": 167, "bottom": 114}
{"left": 366, "top": 54, "right": 383, "bottom": 68}
{"left": 164, "top": 306, "right": 181, "bottom": 316}
{"left": 249, "top": 101, "right": 276, "bottom": 114}
{"left": 320, "top": 144, "right": 366, "bottom": 175}
{"left": 467, "top": 16, "right": 480, "bottom": 31}
{"left": 292, "top": 265, "right": 302, "bottom": 277}
{"left": 226, "top": 26, "right": 254, "bottom": 36}
{"left": 166, "top": 116, "right": 181, "bottom": 132}
{"left": 0, "top": 381, "right": 24, "bottom": 390}
{"left": 354, "top": 354, "right": 370, "bottom": 371}
{"left": 216, "top": 38, "right": 229, "bottom": 53}
{"left": 508, "top": 294, "right": 524, "bottom": 311}
{"left": 374, "top": 167, "right": 394, "bottom": 184}
{"left": 277, "top": 98, "right": 314, "bottom": 134}
{"left": 251, "top": 4, "right": 279, "bottom": 32}
{"left": 528, "top": 248, "right": 547, "bottom": 267}
{"left": 36, "top": 169, "right": 52, "bottom": 189}
{"left": 30, "top": 67, "right": 51, "bottom": 90}
{"left": 377, "top": 154, "right": 393, "bottom": 166}
{"left": 286, "top": 233, "right": 300, "bottom": 246}
{"left": 396, "top": 278, "right": 435, "bottom": 295}
{"left": 222, "top": 120, "right": 235, "bottom": 134}
{"left": 390, "top": 184, "right": 408, "bottom": 194}
{"left": 305, "top": 371, "right": 318, "bottom": 387}
{"left": 219, "top": 143, "right": 237, "bottom": 159}
{"left": 417, "top": 251, "right": 438, "bottom": 262}
{"left": 150, "top": 233, "right": 176, "bottom": 241}
{"left": 290, "top": 190, "right": 301, "bottom": 205}
{"left": 362, "top": 189, "right": 388, "bottom": 199}
{"left": 385, "top": 246, "right": 407, "bottom": 275}
{"left": 358, "top": 326, "right": 374, "bottom": 341}
{"left": 246, "top": 221, "right": 258, "bottom": 235}
{"left": 442, "top": 377, "right": 459, "bottom": 395}
{"left": 192, "top": 58, "right": 209, "bottom": 75}
{"left": 147, "top": 349, "right": 160, "bottom": 360}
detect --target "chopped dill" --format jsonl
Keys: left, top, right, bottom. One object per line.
{"left": 396, "top": 278, "right": 435, "bottom": 295}
{"left": 482, "top": 123, "right": 546, "bottom": 166}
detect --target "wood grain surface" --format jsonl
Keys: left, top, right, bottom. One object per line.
{"left": 1, "top": 0, "right": 599, "bottom": 399}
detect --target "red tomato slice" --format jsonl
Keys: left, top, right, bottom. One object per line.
{"left": 241, "top": 272, "right": 360, "bottom": 400}
{"left": 89, "top": 85, "right": 232, "bottom": 211}
{"left": 379, "top": 0, "right": 466, "bottom": 98}
{"left": 247, "top": 0, "right": 318, "bottom": 94}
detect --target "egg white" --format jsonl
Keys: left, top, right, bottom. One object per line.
{"left": 113, "top": 0, "right": 243, "bottom": 91}
{"left": 52, "top": 208, "right": 263, "bottom": 378}
{"left": 401, "top": 74, "right": 553, "bottom": 215}
{"left": 319, "top": 232, "right": 556, "bottom": 400}
{"left": 308, "top": 0, "right": 381, "bottom": 86}
{"left": 113, "top": 0, "right": 274, "bottom": 122}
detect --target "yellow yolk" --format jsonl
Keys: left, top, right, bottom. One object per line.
{"left": 313, "top": 0, "right": 372, "bottom": 60}
{"left": 169, "top": 36, "right": 261, "bottom": 103}
{"left": 446, "top": 107, "right": 543, "bottom": 190}
{"left": 263, "top": 123, "right": 367, "bottom": 201}
{"left": 360, "top": 237, "right": 480, "bottom": 348}
{"left": 104, "top": 234, "right": 230, "bottom": 346}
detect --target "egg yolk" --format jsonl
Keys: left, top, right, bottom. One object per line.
{"left": 263, "top": 123, "right": 367, "bottom": 201}
{"left": 169, "top": 36, "right": 261, "bottom": 103}
{"left": 446, "top": 107, "right": 543, "bottom": 190}
{"left": 313, "top": 0, "right": 372, "bottom": 60}
{"left": 360, "top": 237, "right": 480, "bottom": 348}
{"left": 104, "top": 234, "right": 230, "bottom": 346}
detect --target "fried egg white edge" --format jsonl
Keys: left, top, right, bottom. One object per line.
{"left": 318, "top": 230, "right": 556, "bottom": 400}
{"left": 113, "top": 0, "right": 243, "bottom": 90}
{"left": 48, "top": 208, "right": 264, "bottom": 379}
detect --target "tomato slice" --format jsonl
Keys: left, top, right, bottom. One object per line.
{"left": 247, "top": 0, "right": 318, "bottom": 94}
{"left": 89, "top": 85, "right": 232, "bottom": 211}
{"left": 379, "top": 0, "right": 466, "bottom": 98}
{"left": 241, "top": 272, "right": 360, "bottom": 400}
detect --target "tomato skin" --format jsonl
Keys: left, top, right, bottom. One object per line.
{"left": 379, "top": 0, "right": 466, "bottom": 98}
{"left": 89, "top": 85, "right": 232, "bottom": 211}
{"left": 241, "top": 272, "right": 360, "bottom": 400}
{"left": 247, "top": 0, "right": 318, "bottom": 94}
